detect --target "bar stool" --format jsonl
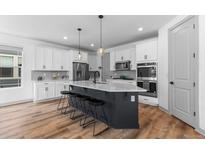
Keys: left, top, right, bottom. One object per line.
{"left": 84, "top": 98, "right": 110, "bottom": 136}
{"left": 57, "top": 91, "right": 76, "bottom": 114}
{"left": 69, "top": 94, "right": 90, "bottom": 120}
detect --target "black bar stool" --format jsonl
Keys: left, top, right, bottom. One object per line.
{"left": 70, "top": 94, "right": 90, "bottom": 120}
{"left": 84, "top": 98, "right": 110, "bottom": 136}
{"left": 57, "top": 91, "right": 76, "bottom": 114}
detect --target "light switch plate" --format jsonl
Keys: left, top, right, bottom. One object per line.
{"left": 131, "top": 96, "right": 135, "bottom": 102}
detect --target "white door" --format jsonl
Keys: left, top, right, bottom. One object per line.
{"left": 169, "top": 17, "right": 196, "bottom": 127}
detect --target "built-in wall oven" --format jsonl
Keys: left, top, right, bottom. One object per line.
{"left": 137, "top": 62, "right": 157, "bottom": 97}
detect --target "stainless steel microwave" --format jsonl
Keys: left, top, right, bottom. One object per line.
{"left": 115, "top": 60, "right": 131, "bottom": 71}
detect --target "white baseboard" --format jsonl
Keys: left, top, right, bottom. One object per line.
{"left": 34, "top": 97, "right": 60, "bottom": 103}
{"left": 0, "top": 99, "right": 33, "bottom": 107}
{"left": 195, "top": 128, "right": 205, "bottom": 136}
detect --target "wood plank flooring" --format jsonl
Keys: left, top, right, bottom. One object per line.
{"left": 0, "top": 99, "right": 204, "bottom": 139}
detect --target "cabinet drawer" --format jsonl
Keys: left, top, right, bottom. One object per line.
{"left": 138, "top": 95, "right": 158, "bottom": 106}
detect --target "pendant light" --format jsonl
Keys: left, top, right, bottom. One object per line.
{"left": 97, "top": 15, "right": 106, "bottom": 56}
{"left": 77, "top": 28, "right": 82, "bottom": 60}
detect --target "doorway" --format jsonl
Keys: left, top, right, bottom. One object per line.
{"left": 168, "top": 16, "right": 198, "bottom": 128}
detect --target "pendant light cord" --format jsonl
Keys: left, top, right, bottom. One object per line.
{"left": 78, "top": 29, "right": 81, "bottom": 54}
{"left": 100, "top": 18, "right": 102, "bottom": 48}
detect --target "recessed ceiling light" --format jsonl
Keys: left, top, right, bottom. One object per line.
{"left": 63, "top": 36, "right": 68, "bottom": 40}
{"left": 138, "top": 27, "right": 143, "bottom": 31}
{"left": 90, "top": 43, "right": 94, "bottom": 47}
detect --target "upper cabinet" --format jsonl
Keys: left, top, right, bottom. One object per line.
{"left": 34, "top": 46, "right": 70, "bottom": 71}
{"left": 136, "top": 38, "right": 158, "bottom": 62}
{"left": 109, "top": 45, "right": 136, "bottom": 71}
{"left": 34, "top": 46, "right": 53, "bottom": 70}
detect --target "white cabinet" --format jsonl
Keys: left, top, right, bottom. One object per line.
{"left": 106, "top": 79, "right": 136, "bottom": 86}
{"left": 35, "top": 46, "right": 53, "bottom": 70}
{"left": 52, "top": 49, "right": 70, "bottom": 71}
{"left": 109, "top": 46, "right": 136, "bottom": 71}
{"left": 34, "top": 46, "right": 71, "bottom": 71}
{"left": 52, "top": 49, "right": 63, "bottom": 70}
{"left": 110, "top": 51, "right": 116, "bottom": 71}
{"left": 34, "top": 82, "right": 56, "bottom": 101}
{"left": 129, "top": 48, "right": 136, "bottom": 70}
{"left": 55, "top": 82, "right": 70, "bottom": 97}
{"left": 34, "top": 81, "right": 70, "bottom": 101}
{"left": 136, "top": 38, "right": 158, "bottom": 62}
{"left": 138, "top": 95, "right": 158, "bottom": 106}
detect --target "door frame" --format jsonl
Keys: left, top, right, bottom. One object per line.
{"left": 168, "top": 15, "right": 199, "bottom": 128}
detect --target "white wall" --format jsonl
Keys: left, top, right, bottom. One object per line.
{"left": 158, "top": 15, "right": 189, "bottom": 110}
{"left": 198, "top": 15, "right": 205, "bottom": 132}
{"left": 0, "top": 33, "right": 72, "bottom": 105}
{"left": 158, "top": 15, "right": 205, "bottom": 133}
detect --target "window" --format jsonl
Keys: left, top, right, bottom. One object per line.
{"left": 0, "top": 45, "right": 23, "bottom": 88}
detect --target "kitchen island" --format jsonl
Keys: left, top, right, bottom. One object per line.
{"left": 69, "top": 81, "right": 146, "bottom": 129}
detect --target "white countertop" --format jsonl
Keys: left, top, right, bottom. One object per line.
{"left": 69, "top": 80, "right": 147, "bottom": 92}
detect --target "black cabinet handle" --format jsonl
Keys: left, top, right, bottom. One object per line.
{"left": 169, "top": 81, "right": 174, "bottom": 85}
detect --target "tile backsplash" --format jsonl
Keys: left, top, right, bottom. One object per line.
{"left": 31, "top": 71, "right": 70, "bottom": 81}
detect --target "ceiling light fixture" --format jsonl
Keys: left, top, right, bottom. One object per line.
{"left": 63, "top": 36, "right": 68, "bottom": 40}
{"left": 90, "top": 43, "right": 94, "bottom": 47}
{"left": 97, "top": 15, "right": 105, "bottom": 56}
{"left": 138, "top": 27, "right": 143, "bottom": 31}
{"left": 77, "top": 28, "right": 82, "bottom": 60}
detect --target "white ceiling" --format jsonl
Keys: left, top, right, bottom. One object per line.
{"left": 0, "top": 15, "right": 175, "bottom": 51}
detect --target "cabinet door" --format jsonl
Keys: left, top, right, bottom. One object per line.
{"left": 52, "top": 49, "right": 62, "bottom": 70}
{"left": 119, "top": 49, "right": 129, "bottom": 61}
{"left": 145, "top": 39, "right": 157, "bottom": 61}
{"left": 64, "top": 84, "right": 70, "bottom": 91}
{"left": 115, "top": 50, "right": 123, "bottom": 61}
{"left": 136, "top": 43, "right": 146, "bottom": 62}
{"left": 35, "top": 47, "right": 45, "bottom": 70}
{"left": 129, "top": 48, "right": 136, "bottom": 70}
{"left": 55, "top": 83, "right": 64, "bottom": 97}
{"left": 36, "top": 85, "right": 47, "bottom": 100}
{"left": 81, "top": 51, "right": 88, "bottom": 62}
{"left": 46, "top": 84, "right": 55, "bottom": 99}
{"left": 136, "top": 39, "right": 158, "bottom": 62}
{"left": 62, "top": 51, "right": 70, "bottom": 70}
{"left": 110, "top": 51, "right": 116, "bottom": 71}
{"left": 44, "top": 47, "right": 53, "bottom": 70}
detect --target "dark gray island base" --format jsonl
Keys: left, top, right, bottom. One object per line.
{"left": 69, "top": 82, "right": 146, "bottom": 129}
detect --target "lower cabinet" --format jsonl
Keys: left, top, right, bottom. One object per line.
{"left": 106, "top": 79, "right": 136, "bottom": 86}
{"left": 55, "top": 82, "right": 70, "bottom": 97}
{"left": 34, "top": 81, "right": 70, "bottom": 102}
{"left": 138, "top": 95, "right": 158, "bottom": 106}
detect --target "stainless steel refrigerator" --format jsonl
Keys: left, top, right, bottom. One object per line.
{"left": 73, "top": 62, "right": 89, "bottom": 81}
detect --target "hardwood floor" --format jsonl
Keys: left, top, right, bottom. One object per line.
{"left": 0, "top": 99, "right": 204, "bottom": 139}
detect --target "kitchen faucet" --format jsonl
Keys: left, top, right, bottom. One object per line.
{"left": 93, "top": 71, "right": 99, "bottom": 84}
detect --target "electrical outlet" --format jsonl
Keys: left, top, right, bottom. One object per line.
{"left": 131, "top": 96, "right": 135, "bottom": 102}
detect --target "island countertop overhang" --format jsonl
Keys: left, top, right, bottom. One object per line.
{"left": 68, "top": 81, "right": 147, "bottom": 92}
